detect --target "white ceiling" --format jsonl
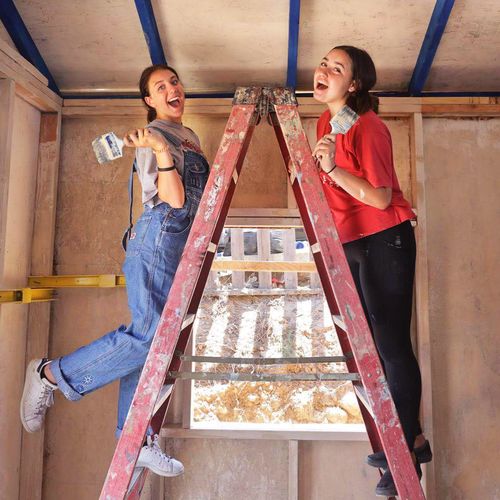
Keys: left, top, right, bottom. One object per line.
{"left": 2, "top": 0, "right": 500, "bottom": 95}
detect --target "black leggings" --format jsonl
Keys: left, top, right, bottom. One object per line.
{"left": 343, "top": 221, "right": 422, "bottom": 448}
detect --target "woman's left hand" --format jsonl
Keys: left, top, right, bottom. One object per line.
{"left": 312, "top": 134, "right": 336, "bottom": 173}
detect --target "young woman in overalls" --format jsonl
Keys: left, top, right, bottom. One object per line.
{"left": 312, "top": 46, "right": 432, "bottom": 496}
{"left": 21, "top": 64, "right": 209, "bottom": 477}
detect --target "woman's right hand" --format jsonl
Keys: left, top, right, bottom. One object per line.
{"left": 123, "top": 128, "right": 169, "bottom": 154}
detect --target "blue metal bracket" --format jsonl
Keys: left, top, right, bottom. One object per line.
{"left": 0, "top": 0, "right": 59, "bottom": 93}
{"left": 286, "top": 0, "right": 301, "bottom": 88}
{"left": 134, "top": 0, "right": 167, "bottom": 65}
{"left": 408, "top": 0, "right": 455, "bottom": 95}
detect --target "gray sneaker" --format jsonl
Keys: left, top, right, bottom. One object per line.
{"left": 20, "top": 359, "right": 57, "bottom": 432}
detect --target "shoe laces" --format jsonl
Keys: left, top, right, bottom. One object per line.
{"left": 35, "top": 383, "right": 55, "bottom": 417}
{"left": 147, "top": 434, "right": 172, "bottom": 463}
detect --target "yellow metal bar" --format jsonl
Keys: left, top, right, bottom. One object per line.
{"left": 29, "top": 275, "right": 126, "bottom": 288}
{"left": 27, "top": 263, "right": 315, "bottom": 291}
{"left": 0, "top": 288, "right": 55, "bottom": 304}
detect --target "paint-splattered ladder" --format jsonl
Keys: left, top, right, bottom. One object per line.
{"left": 100, "top": 87, "right": 426, "bottom": 500}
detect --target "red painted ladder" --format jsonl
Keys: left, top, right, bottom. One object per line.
{"left": 99, "top": 87, "right": 426, "bottom": 500}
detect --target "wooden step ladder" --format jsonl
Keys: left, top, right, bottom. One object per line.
{"left": 99, "top": 87, "right": 426, "bottom": 500}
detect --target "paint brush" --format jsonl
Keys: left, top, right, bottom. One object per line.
{"left": 329, "top": 105, "right": 359, "bottom": 134}
{"left": 92, "top": 132, "right": 125, "bottom": 164}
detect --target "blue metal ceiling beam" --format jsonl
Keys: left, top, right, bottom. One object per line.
{"left": 408, "top": 0, "right": 455, "bottom": 95}
{"left": 134, "top": 0, "right": 167, "bottom": 65}
{"left": 286, "top": 0, "right": 301, "bottom": 88}
{"left": 0, "top": 0, "right": 59, "bottom": 93}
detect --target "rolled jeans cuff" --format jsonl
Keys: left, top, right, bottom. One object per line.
{"left": 50, "top": 357, "right": 83, "bottom": 401}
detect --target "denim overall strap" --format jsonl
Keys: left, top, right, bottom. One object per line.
{"left": 121, "top": 159, "right": 137, "bottom": 251}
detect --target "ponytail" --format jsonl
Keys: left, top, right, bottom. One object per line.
{"left": 333, "top": 45, "right": 378, "bottom": 114}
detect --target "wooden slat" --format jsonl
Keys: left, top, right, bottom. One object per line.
{"left": 230, "top": 228, "right": 245, "bottom": 288}
{"left": 309, "top": 248, "right": 321, "bottom": 289}
{"left": 288, "top": 440, "right": 298, "bottom": 500}
{"left": 0, "top": 79, "right": 15, "bottom": 284}
{"left": 411, "top": 112, "right": 436, "bottom": 499}
{"left": 257, "top": 229, "right": 272, "bottom": 288}
{"left": 283, "top": 229, "right": 298, "bottom": 289}
{"left": 181, "top": 336, "right": 193, "bottom": 430}
{"left": 211, "top": 260, "right": 316, "bottom": 272}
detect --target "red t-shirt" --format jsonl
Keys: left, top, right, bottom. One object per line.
{"left": 317, "top": 109, "right": 415, "bottom": 244}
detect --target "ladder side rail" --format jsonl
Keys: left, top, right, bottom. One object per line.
{"left": 100, "top": 98, "right": 260, "bottom": 500}
{"left": 271, "top": 97, "right": 424, "bottom": 500}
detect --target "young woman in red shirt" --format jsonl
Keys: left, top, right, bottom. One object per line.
{"left": 313, "top": 45, "right": 432, "bottom": 496}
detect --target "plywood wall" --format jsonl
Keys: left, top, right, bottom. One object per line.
{"left": 422, "top": 117, "right": 500, "bottom": 499}
{"left": 9, "top": 109, "right": 499, "bottom": 500}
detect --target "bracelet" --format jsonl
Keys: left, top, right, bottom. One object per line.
{"left": 153, "top": 145, "right": 169, "bottom": 154}
{"left": 157, "top": 165, "right": 176, "bottom": 172}
{"left": 325, "top": 164, "right": 337, "bottom": 175}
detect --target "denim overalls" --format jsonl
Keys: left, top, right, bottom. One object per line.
{"left": 50, "top": 128, "right": 209, "bottom": 437}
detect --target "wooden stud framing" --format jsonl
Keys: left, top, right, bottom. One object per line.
{"left": 0, "top": 78, "right": 15, "bottom": 284}
{"left": 410, "top": 112, "right": 436, "bottom": 500}
{"left": 19, "top": 111, "right": 61, "bottom": 500}
{"left": 288, "top": 440, "right": 299, "bottom": 500}
{"left": 62, "top": 96, "right": 500, "bottom": 118}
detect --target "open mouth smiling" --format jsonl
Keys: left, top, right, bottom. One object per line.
{"left": 167, "top": 96, "right": 182, "bottom": 109}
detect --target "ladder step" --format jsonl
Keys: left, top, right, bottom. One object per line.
{"left": 168, "top": 371, "right": 360, "bottom": 382}
{"left": 353, "top": 384, "right": 373, "bottom": 417}
{"left": 332, "top": 314, "right": 347, "bottom": 331}
{"left": 178, "top": 354, "right": 351, "bottom": 365}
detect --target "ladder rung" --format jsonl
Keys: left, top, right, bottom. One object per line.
{"left": 353, "top": 384, "right": 373, "bottom": 417}
{"left": 168, "top": 371, "right": 360, "bottom": 382}
{"left": 332, "top": 314, "right": 347, "bottom": 331}
{"left": 178, "top": 354, "right": 350, "bottom": 365}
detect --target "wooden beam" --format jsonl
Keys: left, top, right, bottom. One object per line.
{"left": 161, "top": 422, "right": 368, "bottom": 441}
{"left": 211, "top": 260, "right": 316, "bottom": 273}
{"left": 230, "top": 228, "right": 245, "bottom": 288}
{"left": 0, "top": 79, "right": 15, "bottom": 284}
{"left": 19, "top": 112, "right": 61, "bottom": 500}
{"left": 257, "top": 229, "right": 272, "bottom": 288}
{"left": 288, "top": 440, "right": 299, "bottom": 500}
{"left": 0, "top": 40, "right": 61, "bottom": 112}
{"left": 62, "top": 95, "right": 500, "bottom": 118}
{"left": 410, "top": 112, "right": 436, "bottom": 500}
{"left": 283, "top": 229, "right": 298, "bottom": 289}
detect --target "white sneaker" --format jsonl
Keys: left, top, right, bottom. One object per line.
{"left": 136, "top": 434, "right": 184, "bottom": 477}
{"left": 20, "top": 358, "right": 57, "bottom": 432}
